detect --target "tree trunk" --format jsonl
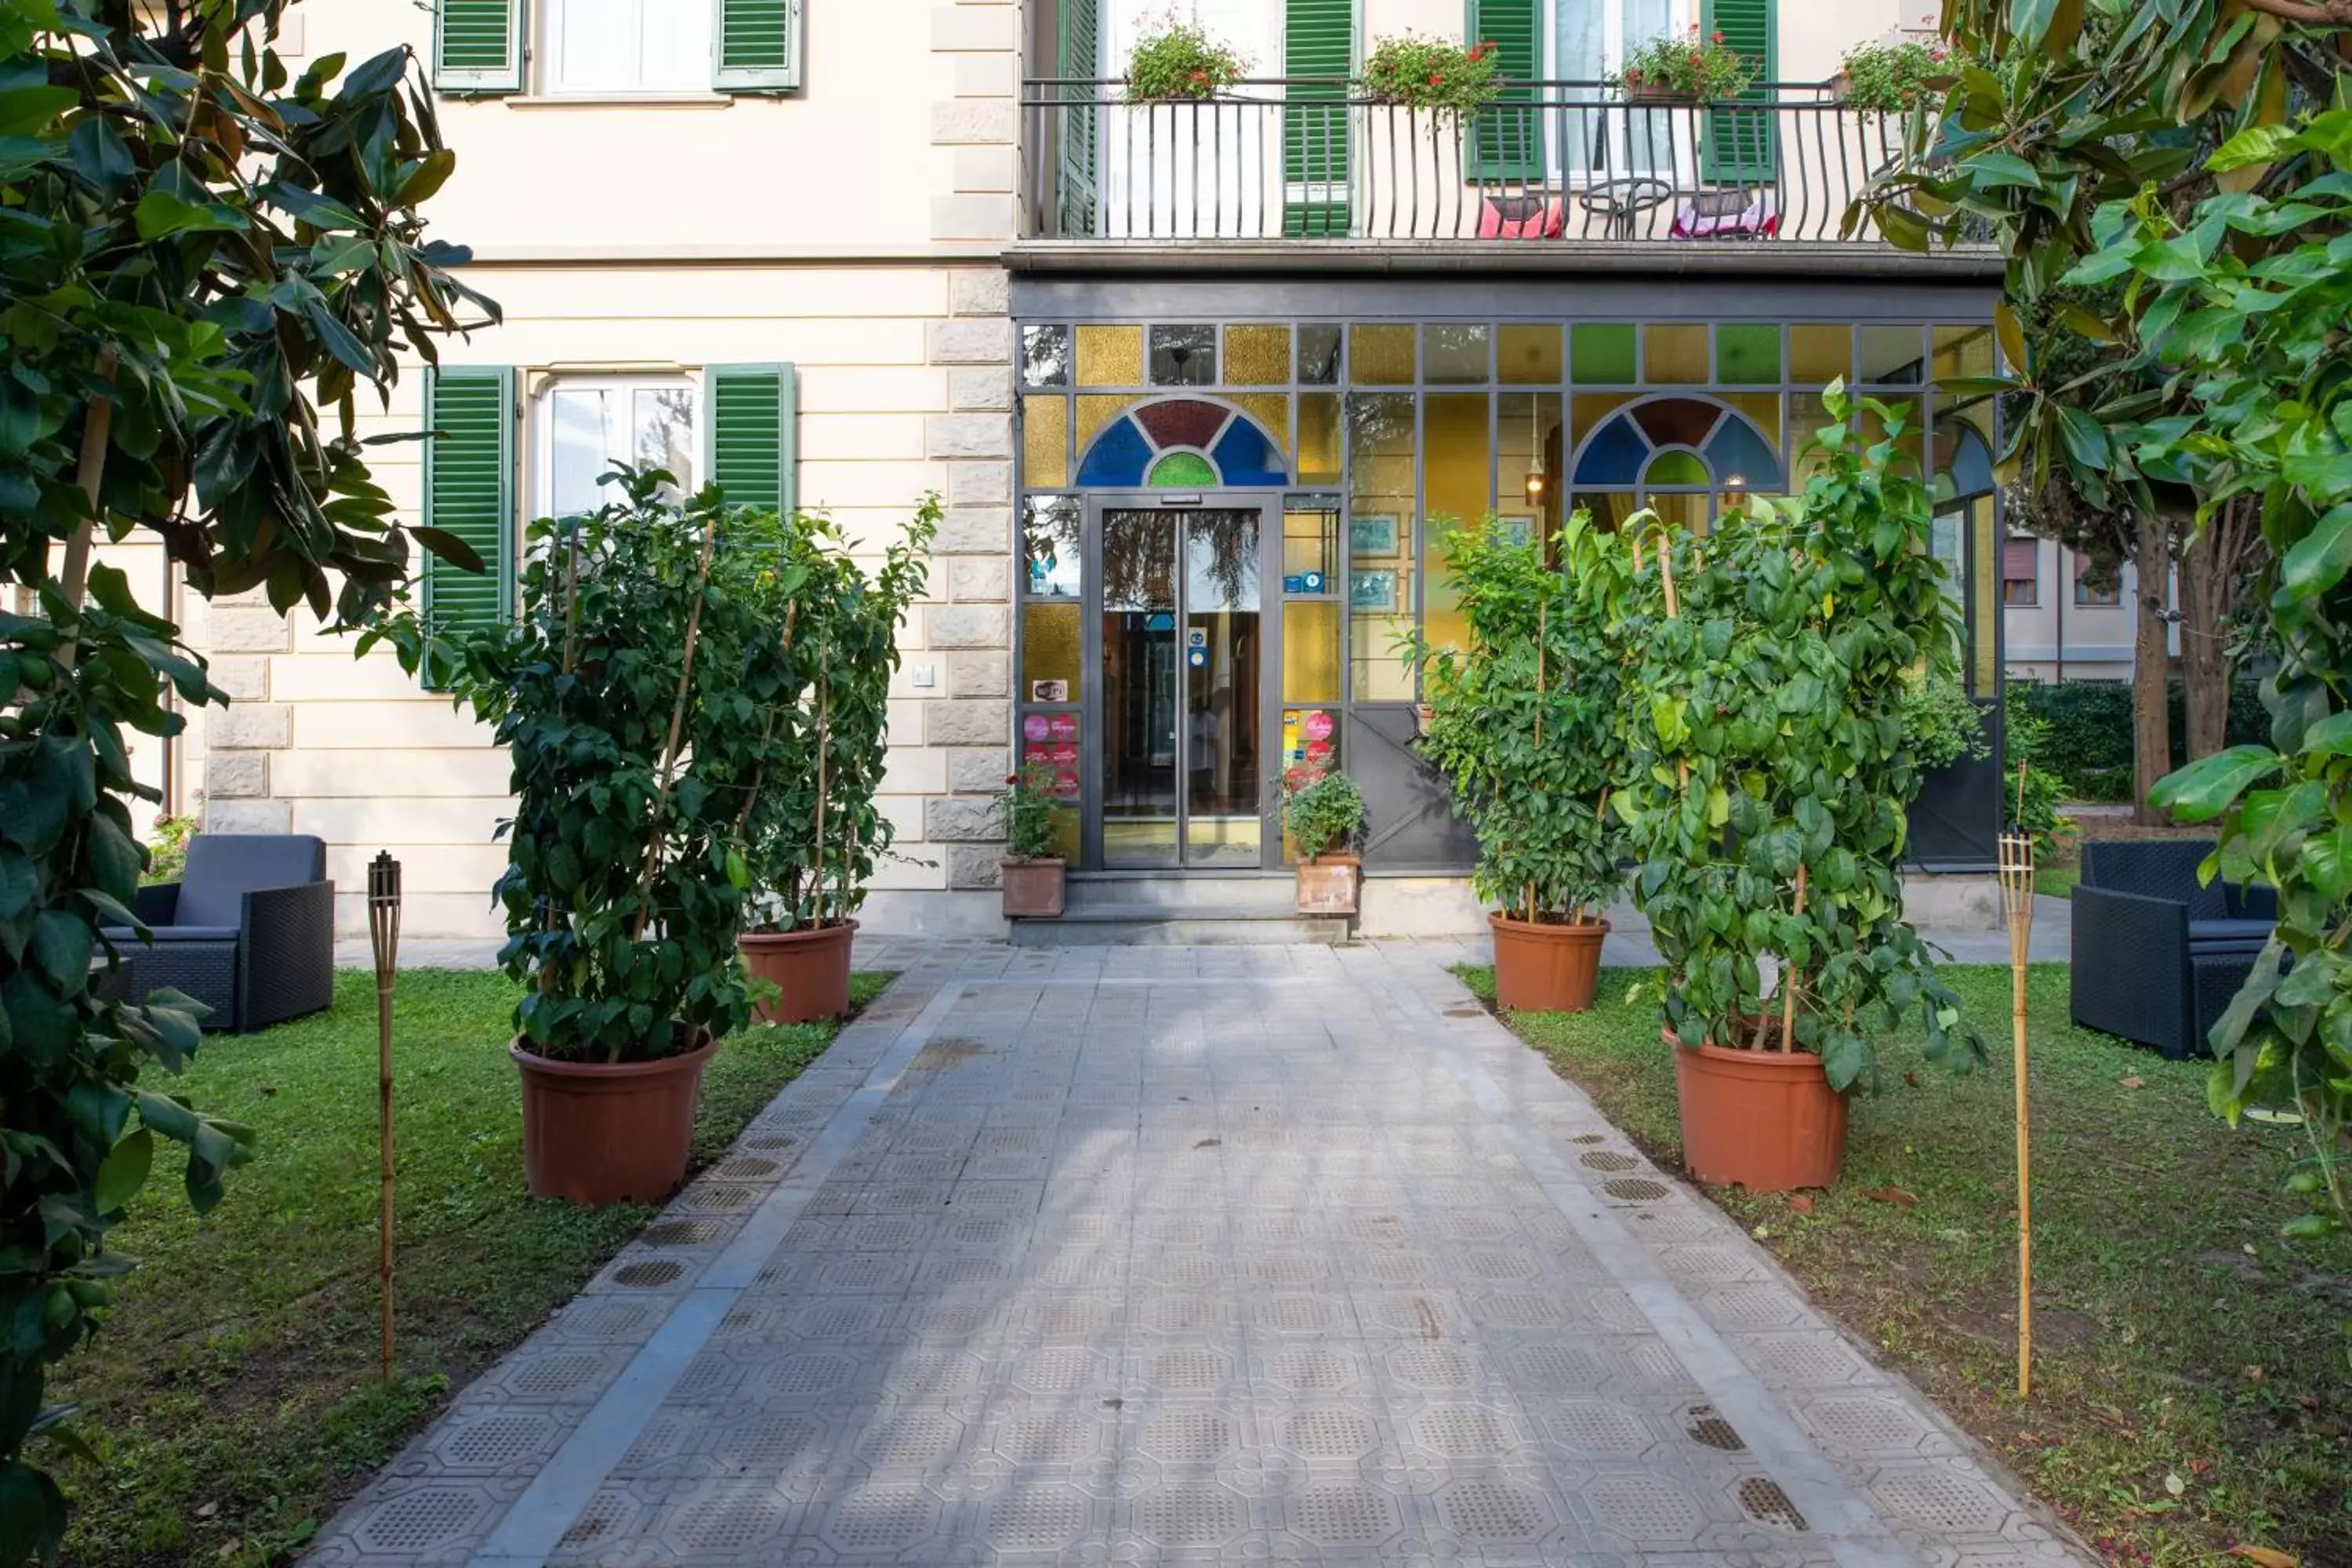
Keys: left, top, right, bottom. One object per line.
{"left": 2179, "top": 499, "right": 2259, "bottom": 764}
{"left": 2130, "top": 509, "right": 2174, "bottom": 825}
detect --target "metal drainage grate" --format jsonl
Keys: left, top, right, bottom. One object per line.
{"left": 1570, "top": 1133, "right": 1606, "bottom": 1145}
{"left": 1685, "top": 1405, "right": 1746, "bottom": 1450}
{"left": 612, "top": 1260, "right": 684, "bottom": 1288}
{"left": 642, "top": 1220, "right": 724, "bottom": 1247}
{"left": 713, "top": 1156, "right": 781, "bottom": 1180}
{"left": 1579, "top": 1149, "right": 1639, "bottom": 1171}
{"left": 1738, "top": 1476, "right": 1809, "bottom": 1530}
{"left": 1606, "top": 1178, "right": 1671, "bottom": 1201}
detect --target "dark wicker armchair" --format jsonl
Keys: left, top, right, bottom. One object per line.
{"left": 2070, "top": 839, "right": 2278, "bottom": 1060}
{"left": 106, "top": 833, "right": 336, "bottom": 1033}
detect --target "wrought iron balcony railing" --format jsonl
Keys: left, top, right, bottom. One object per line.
{"left": 1022, "top": 78, "right": 1937, "bottom": 247}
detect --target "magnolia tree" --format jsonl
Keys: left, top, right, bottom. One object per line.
{"left": 1611, "top": 388, "right": 1985, "bottom": 1088}
{"left": 0, "top": 2, "right": 488, "bottom": 1555}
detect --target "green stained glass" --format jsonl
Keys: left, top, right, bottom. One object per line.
{"left": 1570, "top": 324, "right": 1636, "bottom": 385}
{"left": 1149, "top": 451, "right": 1218, "bottom": 487}
{"left": 1644, "top": 448, "right": 1711, "bottom": 485}
{"left": 1716, "top": 324, "right": 1781, "bottom": 383}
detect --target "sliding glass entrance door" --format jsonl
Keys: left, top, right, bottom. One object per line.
{"left": 1090, "top": 499, "right": 1275, "bottom": 869}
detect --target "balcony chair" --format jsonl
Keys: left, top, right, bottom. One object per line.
{"left": 106, "top": 833, "right": 336, "bottom": 1033}
{"left": 1476, "top": 191, "right": 1566, "bottom": 240}
{"left": 2069, "top": 839, "right": 2278, "bottom": 1060}
{"left": 1671, "top": 185, "right": 1782, "bottom": 239}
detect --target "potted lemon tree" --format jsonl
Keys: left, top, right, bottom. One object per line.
{"left": 1613, "top": 387, "right": 1984, "bottom": 1190}
{"left": 1412, "top": 511, "right": 1632, "bottom": 1011}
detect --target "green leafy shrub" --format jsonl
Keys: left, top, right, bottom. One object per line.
{"left": 1359, "top": 33, "right": 1503, "bottom": 115}
{"left": 1411, "top": 512, "right": 1631, "bottom": 925}
{"left": 1897, "top": 674, "right": 1991, "bottom": 773}
{"left": 1609, "top": 27, "right": 1757, "bottom": 102}
{"left": 1611, "top": 385, "right": 1985, "bottom": 1090}
{"left": 2002, "top": 677, "right": 2267, "bottom": 799}
{"left": 1282, "top": 768, "right": 1365, "bottom": 862}
{"left": 996, "top": 763, "right": 1064, "bottom": 862}
{"left": 738, "top": 503, "right": 935, "bottom": 933}
{"left": 1124, "top": 19, "right": 1247, "bottom": 102}
{"left": 1836, "top": 38, "right": 1951, "bottom": 114}
{"left": 141, "top": 815, "right": 197, "bottom": 886}
{"left": 1997, "top": 683, "right": 2068, "bottom": 849}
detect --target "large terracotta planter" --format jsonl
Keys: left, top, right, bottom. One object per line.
{"left": 1294, "top": 853, "right": 1360, "bottom": 916}
{"left": 1489, "top": 913, "right": 1609, "bottom": 1012}
{"left": 740, "top": 920, "right": 857, "bottom": 1025}
{"left": 1001, "top": 857, "right": 1065, "bottom": 918}
{"left": 1671, "top": 1032, "right": 1849, "bottom": 1192}
{"left": 510, "top": 1033, "right": 715, "bottom": 1206}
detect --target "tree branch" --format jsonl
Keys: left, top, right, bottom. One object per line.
{"left": 2234, "top": 0, "right": 2352, "bottom": 24}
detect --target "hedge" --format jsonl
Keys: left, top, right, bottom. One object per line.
{"left": 2009, "top": 678, "right": 2266, "bottom": 800}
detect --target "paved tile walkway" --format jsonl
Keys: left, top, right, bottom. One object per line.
{"left": 307, "top": 941, "right": 2085, "bottom": 1567}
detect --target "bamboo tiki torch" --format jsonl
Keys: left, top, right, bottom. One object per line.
{"left": 367, "top": 851, "right": 403, "bottom": 1385}
{"left": 1997, "top": 763, "right": 2035, "bottom": 1398}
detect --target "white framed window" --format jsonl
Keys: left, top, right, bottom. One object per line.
{"left": 1549, "top": 0, "right": 1680, "bottom": 180}
{"left": 543, "top": 0, "right": 714, "bottom": 94}
{"left": 533, "top": 376, "right": 701, "bottom": 518}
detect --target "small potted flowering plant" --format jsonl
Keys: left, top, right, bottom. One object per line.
{"left": 1283, "top": 766, "right": 1364, "bottom": 916}
{"left": 1360, "top": 33, "right": 1504, "bottom": 117}
{"left": 997, "top": 761, "right": 1066, "bottom": 918}
{"left": 1124, "top": 16, "right": 1247, "bottom": 103}
{"left": 1832, "top": 38, "right": 1950, "bottom": 115}
{"left": 1610, "top": 27, "right": 1757, "bottom": 104}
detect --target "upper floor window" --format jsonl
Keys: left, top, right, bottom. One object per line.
{"left": 546, "top": 0, "right": 712, "bottom": 94}
{"left": 2001, "top": 537, "right": 2038, "bottom": 608}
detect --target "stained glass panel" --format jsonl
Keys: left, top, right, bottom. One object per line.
{"left": 1022, "top": 394, "right": 1069, "bottom": 489}
{"left": 1076, "top": 325, "right": 1143, "bottom": 387}
{"left": 1225, "top": 325, "right": 1290, "bottom": 386}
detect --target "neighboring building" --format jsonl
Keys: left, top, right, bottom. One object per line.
{"left": 2001, "top": 534, "right": 2176, "bottom": 684}
{"left": 152, "top": 0, "right": 2004, "bottom": 938}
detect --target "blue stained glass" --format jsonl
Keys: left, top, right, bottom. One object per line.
{"left": 1703, "top": 415, "right": 1783, "bottom": 489}
{"left": 1573, "top": 413, "right": 1650, "bottom": 487}
{"left": 1077, "top": 416, "right": 1152, "bottom": 485}
{"left": 1210, "top": 419, "right": 1286, "bottom": 486}
{"left": 1941, "top": 424, "right": 1994, "bottom": 497}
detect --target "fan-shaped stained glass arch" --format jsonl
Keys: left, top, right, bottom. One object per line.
{"left": 1076, "top": 397, "right": 1288, "bottom": 488}
{"left": 1571, "top": 396, "right": 1784, "bottom": 492}
{"left": 1932, "top": 420, "right": 1994, "bottom": 502}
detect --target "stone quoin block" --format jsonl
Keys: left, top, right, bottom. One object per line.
{"left": 948, "top": 652, "right": 1009, "bottom": 698}
{"left": 205, "top": 798, "right": 290, "bottom": 834}
{"left": 948, "top": 747, "right": 1012, "bottom": 793}
{"left": 926, "top": 319, "right": 1012, "bottom": 366}
{"left": 947, "top": 463, "right": 1011, "bottom": 507}
{"left": 925, "top": 796, "right": 1000, "bottom": 842}
{"left": 946, "top": 843, "right": 1005, "bottom": 888}
{"left": 947, "top": 558, "right": 1011, "bottom": 603}
{"left": 924, "top": 700, "right": 1011, "bottom": 747}
{"left": 203, "top": 752, "right": 267, "bottom": 799}
{"left": 926, "top": 413, "right": 1012, "bottom": 460}
{"left": 949, "top": 366, "right": 1014, "bottom": 413}
{"left": 949, "top": 270, "right": 1011, "bottom": 318}
{"left": 927, "top": 606, "right": 1010, "bottom": 650}
{"left": 210, "top": 703, "right": 292, "bottom": 750}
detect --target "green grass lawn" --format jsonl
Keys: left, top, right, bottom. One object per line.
{"left": 52, "top": 967, "right": 891, "bottom": 1568}
{"left": 1460, "top": 964, "right": 2351, "bottom": 1568}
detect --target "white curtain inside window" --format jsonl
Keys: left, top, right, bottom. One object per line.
{"left": 546, "top": 383, "right": 699, "bottom": 516}
{"left": 1555, "top": 0, "right": 1676, "bottom": 178}
{"left": 550, "top": 0, "right": 712, "bottom": 93}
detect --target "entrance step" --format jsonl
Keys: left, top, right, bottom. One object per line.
{"left": 1063, "top": 872, "right": 1302, "bottom": 913}
{"left": 1011, "top": 904, "right": 1352, "bottom": 947}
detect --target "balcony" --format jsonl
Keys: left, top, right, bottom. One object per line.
{"left": 1018, "top": 78, "right": 1988, "bottom": 271}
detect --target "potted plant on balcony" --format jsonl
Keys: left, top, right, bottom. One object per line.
{"left": 1613, "top": 385, "right": 1985, "bottom": 1192}
{"left": 997, "top": 761, "right": 1067, "bottom": 918}
{"left": 1610, "top": 27, "right": 1757, "bottom": 105}
{"left": 1832, "top": 38, "right": 1951, "bottom": 116}
{"left": 1124, "top": 18, "right": 1247, "bottom": 103}
{"left": 739, "top": 499, "right": 936, "bottom": 1024}
{"left": 374, "top": 467, "right": 792, "bottom": 1205}
{"left": 1359, "top": 33, "right": 1504, "bottom": 117}
{"left": 1412, "top": 511, "right": 1631, "bottom": 1012}
{"left": 1284, "top": 765, "right": 1364, "bottom": 915}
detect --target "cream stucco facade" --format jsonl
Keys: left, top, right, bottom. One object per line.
{"left": 149, "top": 0, "right": 1962, "bottom": 939}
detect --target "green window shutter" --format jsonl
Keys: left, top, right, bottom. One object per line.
{"left": 1465, "top": 0, "right": 1538, "bottom": 182}
{"left": 434, "top": 0, "right": 524, "bottom": 95}
{"left": 420, "top": 366, "right": 516, "bottom": 641}
{"left": 1702, "top": 0, "right": 1777, "bottom": 183}
{"left": 1283, "top": 0, "right": 1353, "bottom": 237}
{"left": 706, "top": 365, "right": 797, "bottom": 517}
{"left": 714, "top": 0, "right": 802, "bottom": 93}
{"left": 1055, "top": 0, "right": 1100, "bottom": 236}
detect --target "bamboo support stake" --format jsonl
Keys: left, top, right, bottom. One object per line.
{"left": 1998, "top": 759, "right": 2037, "bottom": 1399}
{"left": 1779, "top": 862, "right": 1806, "bottom": 1053}
{"left": 366, "top": 854, "right": 403, "bottom": 1385}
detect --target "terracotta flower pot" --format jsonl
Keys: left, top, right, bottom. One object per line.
{"left": 1669, "top": 1029, "right": 1849, "bottom": 1192}
{"left": 739, "top": 920, "right": 857, "bottom": 1025}
{"left": 510, "top": 1032, "right": 715, "bottom": 1207}
{"left": 1001, "top": 857, "right": 1066, "bottom": 918}
{"left": 1294, "top": 853, "right": 1360, "bottom": 916}
{"left": 1623, "top": 82, "right": 1700, "bottom": 105}
{"left": 1488, "top": 913, "right": 1609, "bottom": 1012}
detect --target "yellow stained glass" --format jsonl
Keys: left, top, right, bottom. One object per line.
{"left": 1225, "top": 325, "right": 1290, "bottom": 386}
{"left": 1350, "top": 324, "right": 1414, "bottom": 385}
{"left": 1022, "top": 395, "right": 1069, "bottom": 489}
{"left": 1075, "top": 394, "right": 1130, "bottom": 461}
{"left": 1790, "top": 324, "right": 1853, "bottom": 385}
{"left": 1498, "top": 324, "right": 1563, "bottom": 384}
{"left": 1970, "top": 497, "right": 1997, "bottom": 691}
{"left": 1076, "top": 325, "right": 1143, "bottom": 387}
{"left": 1022, "top": 602, "right": 1082, "bottom": 701}
{"left": 1298, "top": 394, "right": 1341, "bottom": 484}
{"left": 1348, "top": 393, "right": 1417, "bottom": 702}
{"left": 1284, "top": 602, "right": 1341, "bottom": 703}
{"left": 1644, "top": 324, "right": 1709, "bottom": 385}
{"left": 1933, "top": 323, "right": 1997, "bottom": 380}
{"left": 1790, "top": 393, "right": 1842, "bottom": 485}
{"left": 1225, "top": 391, "right": 1292, "bottom": 459}
{"left": 1571, "top": 391, "right": 1636, "bottom": 445}
{"left": 1284, "top": 506, "right": 1338, "bottom": 580}
{"left": 1721, "top": 391, "right": 1783, "bottom": 452}
{"left": 1050, "top": 808, "right": 1080, "bottom": 862}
